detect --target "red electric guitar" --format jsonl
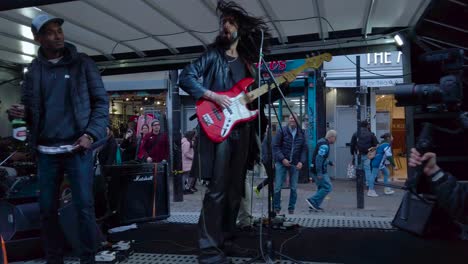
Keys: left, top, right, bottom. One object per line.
{"left": 196, "top": 53, "right": 332, "bottom": 143}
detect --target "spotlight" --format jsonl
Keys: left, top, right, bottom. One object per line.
{"left": 144, "top": 97, "right": 148, "bottom": 101}
{"left": 23, "top": 67, "right": 28, "bottom": 73}
{"left": 394, "top": 34, "right": 404, "bottom": 46}
{"left": 125, "top": 98, "right": 130, "bottom": 101}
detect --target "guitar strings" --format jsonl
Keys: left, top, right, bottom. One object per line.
{"left": 200, "top": 77, "right": 283, "bottom": 120}
{"left": 198, "top": 75, "right": 286, "bottom": 133}
{"left": 200, "top": 94, "right": 254, "bottom": 131}
{"left": 199, "top": 55, "right": 327, "bottom": 131}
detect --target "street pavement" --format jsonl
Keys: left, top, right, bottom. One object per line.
{"left": 169, "top": 177, "right": 405, "bottom": 219}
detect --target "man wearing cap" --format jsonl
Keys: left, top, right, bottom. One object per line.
{"left": 8, "top": 14, "right": 108, "bottom": 264}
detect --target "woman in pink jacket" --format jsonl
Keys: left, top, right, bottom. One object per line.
{"left": 182, "top": 130, "right": 196, "bottom": 194}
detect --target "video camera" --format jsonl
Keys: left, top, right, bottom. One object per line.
{"left": 395, "top": 48, "right": 467, "bottom": 187}
{"left": 395, "top": 48, "right": 464, "bottom": 110}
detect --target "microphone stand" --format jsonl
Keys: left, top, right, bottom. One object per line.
{"left": 244, "top": 29, "right": 302, "bottom": 264}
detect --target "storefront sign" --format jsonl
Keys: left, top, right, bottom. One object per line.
{"left": 366, "top": 51, "right": 403, "bottom": 65}
{"left": 254, "top": 60, "right": 287, "bottom": 74}
{"left": 326, "top": 78, "right": 403, "bottom": 88}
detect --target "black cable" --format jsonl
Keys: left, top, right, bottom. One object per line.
{"left": 0, "top": 77, "right": 21, "bottom": 87}
{"left": 278, "top": 228, "right": 304, "bottom": 262}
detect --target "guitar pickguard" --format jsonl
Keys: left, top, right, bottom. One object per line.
{"left": 220, "top": 92, "right": 257, "bottom": 137}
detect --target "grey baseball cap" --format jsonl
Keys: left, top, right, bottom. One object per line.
{"left": 31, "top": 14, "right": 64, "bottom": 35}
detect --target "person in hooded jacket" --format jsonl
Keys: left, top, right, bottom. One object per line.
{"left": 8, "top": 14, "right": 108, "bottom": 264}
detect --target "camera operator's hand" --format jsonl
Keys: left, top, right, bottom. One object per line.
{"left": 408, "top": 148, "right": 440, "bottom": 176}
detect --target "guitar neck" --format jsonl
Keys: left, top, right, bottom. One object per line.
{"left": 247, "top": 63, "right": 311, "bottom": 101}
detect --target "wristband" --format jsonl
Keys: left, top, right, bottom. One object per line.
{"left": 83, "top": 133, "right": 94, "bottom": 143}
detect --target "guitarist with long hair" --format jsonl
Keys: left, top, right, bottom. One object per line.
{"left": 179, "top": 1, "right": 295, "bottom": 263}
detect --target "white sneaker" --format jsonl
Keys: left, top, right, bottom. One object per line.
{"left": 384, "top": 187, "right": 395, "bottom": 195}
{"left": 367, "top": 190, "right": 379, "bottom": 197}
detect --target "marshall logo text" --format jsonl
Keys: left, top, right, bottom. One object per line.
{"left": 133, "top": 175, "right": 153, "bottom": 182}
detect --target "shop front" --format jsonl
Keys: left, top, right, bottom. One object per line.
{"left": 322, "top": 51, "right": 407, "bottom": 180}
{"left": 102, "top": 71, "right": 169, "bottom": 139}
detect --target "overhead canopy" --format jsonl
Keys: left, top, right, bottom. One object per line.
{"left": 0, "top": 0, "right": 433, "bottom": 74}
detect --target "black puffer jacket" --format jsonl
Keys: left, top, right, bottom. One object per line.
{"left": 21, "top": 42, "right": 109, "bottom": 149}
{"left": 272, "top": 126, "right": 307, "bottom": 166}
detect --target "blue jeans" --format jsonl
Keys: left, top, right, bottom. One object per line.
{"left": 308, "top": 173, "right": 332, "bottom": 207}
{"left": 369, "top": 166, "right": 390, "bottom": 190}
{"left": 38, "top": 151, "right": 96, "bottom": 263}
{"left": 273, "top": 162, "right": 299, "bottom": 211}
{"left": 361, "top": 155, "right": 372, "bottom": 186}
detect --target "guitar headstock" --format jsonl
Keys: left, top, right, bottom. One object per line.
{"left": 304, "top": 53, "right": 332, "bottom": 69}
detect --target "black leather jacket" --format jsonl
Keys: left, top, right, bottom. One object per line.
{"left": 179, "top": 47, "right": 238, "bottom": 99}
{"left": 179, "top": 47, "right": 289, "bottom": 179}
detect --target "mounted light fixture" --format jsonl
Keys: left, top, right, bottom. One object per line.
{"left": 394, "top": 34, "right": 404, "bottom": 46}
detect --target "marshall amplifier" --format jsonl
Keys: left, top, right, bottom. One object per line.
{"left": 102, "top": 162, "right": 170, "bottom": 225}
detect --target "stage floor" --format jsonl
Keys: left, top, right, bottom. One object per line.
{"left": 17, "top": 253, "right": 325, "bottom": 264}
{"left": 11, "top": 218, "right": 468, "bottom": 264}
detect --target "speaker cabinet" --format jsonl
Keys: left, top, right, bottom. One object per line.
{"left": 0, "top": 197, "right": 40, "bottom": 241}
{"left": 102, "top": 162, "right": 170, "bottom": 225}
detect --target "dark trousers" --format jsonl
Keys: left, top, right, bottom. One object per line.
{"left": 198, "top": 125, "right": 250, "bottom": 264}
{"left": 38, "top": 151, "right": 96, "bottom": 264}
